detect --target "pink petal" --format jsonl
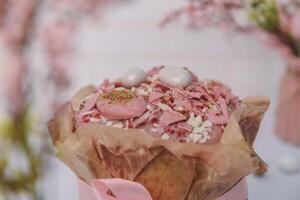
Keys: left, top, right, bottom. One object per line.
{"left": 291, "top": 11, "right": 300, "bottom": 39}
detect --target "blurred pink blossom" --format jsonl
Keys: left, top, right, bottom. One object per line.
{"left": 291, "top": 11, "right": 300, "bottom": 39}
{"left": 4, "top": 57, "right": 27, "bottom": 114}
{"left": 41, "top": 19, "right": 76, "bottom": 88}
{"left": 2, "top": 0, "right": 36, "bottom": 53}
{"left": 162, "top": 0, "right": 300, "bottom": 61}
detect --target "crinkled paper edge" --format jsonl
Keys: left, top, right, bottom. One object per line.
{"left": 48, "top": 85, "right": 270, "bottom": 200}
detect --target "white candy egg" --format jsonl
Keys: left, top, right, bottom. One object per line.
{"left": 158, "top": 66, "right": 192, "bottom": 87}
{"left": 121, "top": 68, "right": 146, "bottom": 87}
{"left": 278, "top": 154, "right": 299, "bottom": 174}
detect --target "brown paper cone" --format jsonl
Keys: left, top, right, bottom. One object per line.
{"left": 48, "top": 85, "right": 270, "bottom": 200}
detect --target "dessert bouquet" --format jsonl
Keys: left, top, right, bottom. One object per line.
{"left": 48, "top": 66, "right": 269, "bottom": 200}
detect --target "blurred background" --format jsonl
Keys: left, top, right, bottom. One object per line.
{"left": 0, "top": 0, "right": 300, "bottom": 200}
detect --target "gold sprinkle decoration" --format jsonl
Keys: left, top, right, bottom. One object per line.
{"left": 101, "top": 90, "right": 135, "bottom": 104}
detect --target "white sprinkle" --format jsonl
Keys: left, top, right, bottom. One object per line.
{"left": 202, "top": 120, "right": 213, "bottom": 128}
{"left": 106, "top": 121, "right": 113, "bottom": 127}
{"left": 193, "top": 134, "right": 202, "bottom": 143}
{"left": 147, "top": 86, "right": 153, "bottom": 93}
{"left": 89, "top": 118, "right": 101, "bottom": 122}
{"left": 187, "top": 113, "right": 203, "bottom": 128}
{"left": 112, "top": 122, "right": 124, "bottom": 129}
{"left": 125, "top": 120, "right": 129, "bottom": 128}
{"left": 80, "top": 110, "right": 95, "bottom": 117}
{"left": 186, "top": 134, "right": 192, "bottom": 143}
{"left": 137, "top": 89, "right": 149, "bottom": 96}
{"left": 187, "top": 120, "right": 213, "bottom": 143}
{"left": 158, "top": 103, "right": 172, "bottom": 111}
{"left": 161, "top": 133, "right": 170, "bottom": 140}
{"left": 147, "top": 105, "right": 154, "bottom": 112}
{"left": 101, "top": 117, "right": 107, "bottom": 123}
{"left": 198, "top": 138, "right": 207, "bottom": 144}
{"left": 131, "top": 87, "right": 136, "bottom": 92}
{"left": 150, "top": 128, "right": 158, "bottom": 132}
{"left": 153, "top": 123, "right": 159, "bottom": 127}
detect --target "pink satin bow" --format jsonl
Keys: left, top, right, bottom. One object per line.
{"left": 78, "top": 178, "right": 247, "bottom": 200}
{"left": 78, "top": 178, "right": 152, "bottom": 200}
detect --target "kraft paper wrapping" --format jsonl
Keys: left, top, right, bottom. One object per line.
{"left": 48, "top": 85, "right": 270, "bottom": 200}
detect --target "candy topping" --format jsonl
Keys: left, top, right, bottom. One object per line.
{"left": 75, "top": 66, "right": 241, "bottom": 144}
{"left": 101, "top": 90, "right": 134, "bottom": 104}
{"left": 121, "top": 67, "right": 146, "bottom": 87}
{"left": 158, "top": 66, "right": 192, "bottom": 87}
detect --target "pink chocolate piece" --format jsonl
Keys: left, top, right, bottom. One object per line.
{"left": 159, "top": 110, "right": 186, "bottom": 127}
{"left": 205, "top": 126, "right": 223, "bottom": 144}
{"left": 219, "top": 97, "right": 229, "bottom": 120}
{"left": 185, "top": 91, "right": 202, "bottom": 99}
{"left": 207, "top": 111, "right": 227, "bottom": 125}
{"left": 97, "top": 96, "right": 147, "bottom": 120}
{"left": 148, "top": 108, "right": 162, "bottom": 123}
{"left": 177, "top": 122, "right": 193, "bottom": 132}
{"left": 132, "top": 111, "right": 150, "bottom": 128}
{"left": 213, "top": 85, "right": 240, "bottom": 108}
{"left": 78, "top": 92, "right": 100, "bottom": 117}
{"left": 195, "top": 85, "right": 215, "bottom": 102}
{"left": 149, "top": 92, "right": 164, "bottom": 103}
{"left": 146, "top": 66, "right": 162, "bottom": 76}
{"left": 173, "top": 89, "right": 193, "bottom": 111}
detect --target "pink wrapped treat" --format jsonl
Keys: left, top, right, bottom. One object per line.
{"left": 77, "top": 178, "right": 247, "bottom": 200}
{"left": 48, "top": 66, "right": 269, "bottom": 200}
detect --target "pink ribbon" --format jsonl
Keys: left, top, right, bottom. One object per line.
{"left": 78, "top": 178, "right": 152, "bottom": 200}
{"left": 78, "top": 178, "right": 247, "bottom": 200}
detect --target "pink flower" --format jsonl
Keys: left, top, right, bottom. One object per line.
{"left": 290, "top": 10, "right": 300, "bottom": 39}
{"left": 41, "top": 20, "right": 75, "bottom": 88}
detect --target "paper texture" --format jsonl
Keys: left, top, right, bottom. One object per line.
{"left": 48, "top": 85, "right": 270, "bottom": 200}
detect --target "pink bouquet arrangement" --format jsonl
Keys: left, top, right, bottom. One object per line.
{"left": 162, "top": 0, "right": 300, "bottom": 145}
{"left": 48, "top": 66, "right": 269, "bottom": 200}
